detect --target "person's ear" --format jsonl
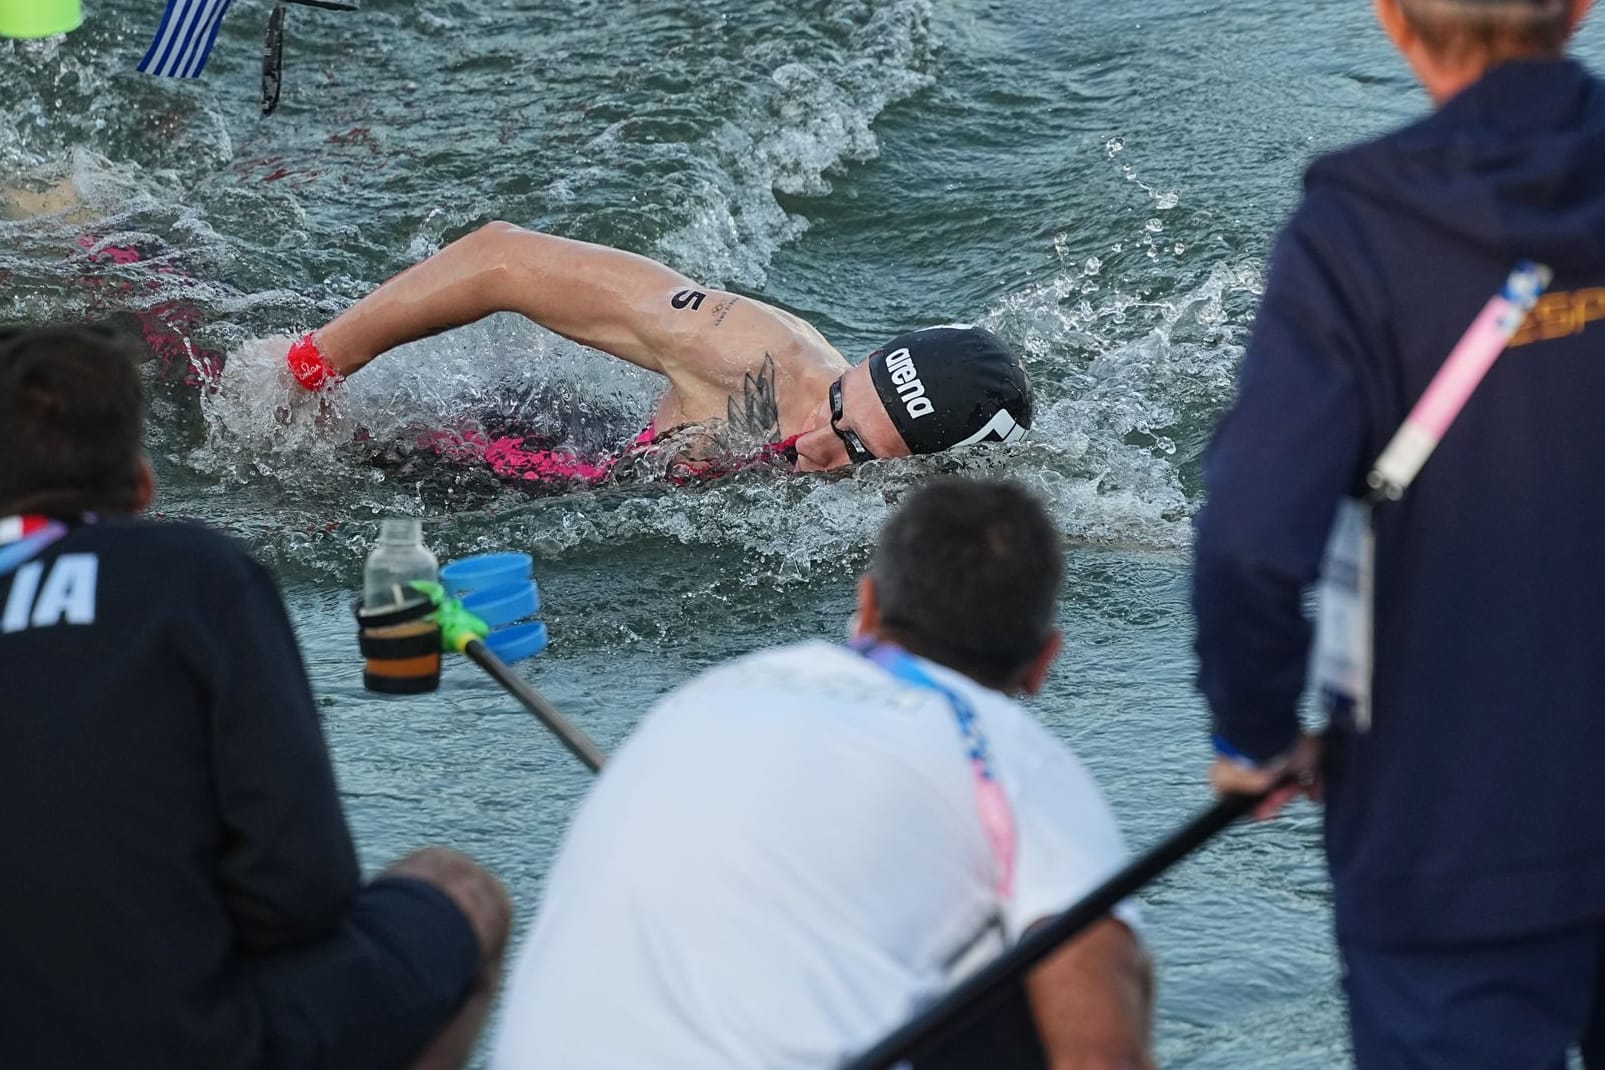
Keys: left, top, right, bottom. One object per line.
{"left": 133, "top": 455, "right": 156, "bottom": 513}
{"left": 1374, "top": 0, "right": 1414, "bottom": 55}
{"left": 1016, "top": 629, "right": 1063, "bottom": 696}
{"left": 853, "top": 575, "right": 880, "bottom": 639}
{"left": 1571, "top": 0, "right": 1595, "bottom": 35}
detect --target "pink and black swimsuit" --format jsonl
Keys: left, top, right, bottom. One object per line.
{"left": 414, "top": 423, "right": 801, "bottom": 489}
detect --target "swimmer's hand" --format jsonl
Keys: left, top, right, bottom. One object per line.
{"left": 0, "top": 177, "right": 91, "bottom": 222}
{"left": 219, "top": 335, "right": 335, "bottom": 427}
{"left": 286, "top": 332, "right": 343, "bottom": 392}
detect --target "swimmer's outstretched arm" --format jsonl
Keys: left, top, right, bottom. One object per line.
{"left": 314, "top": 222, "right": 701, "bottom": 377}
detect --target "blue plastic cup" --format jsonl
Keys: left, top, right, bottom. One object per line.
{"left": 441, "top": 553, "right": 533, "bottom": 596}
{"left": 484, "top": 620, "right": 549, "bottom": 663}
{"left": 461, "top": 580, "right": 541, "bottom": 628}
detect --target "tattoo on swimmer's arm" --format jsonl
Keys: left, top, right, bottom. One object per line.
{"left": 671, "top": 288, "right": 742, "bottom": 329}
{"left": 726, "top": 353, "right": 780, "bottom": 441}
{"left": 709, "top": 296, "right": 741, "bottom": 328}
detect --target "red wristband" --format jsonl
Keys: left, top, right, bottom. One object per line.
{"left": 287, "top": 332, "right": 342, "bottom": 392}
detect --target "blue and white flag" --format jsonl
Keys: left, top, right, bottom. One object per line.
{"left": 138, "top": 0, "right": 236, "bottom": 79}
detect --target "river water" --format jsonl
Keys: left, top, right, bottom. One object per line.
{"left": 6, "top": 2, "right": 1600, "bottom": 1065}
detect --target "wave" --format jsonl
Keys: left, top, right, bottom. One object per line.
{"left": 654, "top": 0, "right": 936, "bottom": 288}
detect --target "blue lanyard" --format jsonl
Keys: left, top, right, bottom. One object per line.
{"left": 851, "top": 638, "right": 993, "bottom": 769}
{"left": 850, "top": 638, "right": 1017, "bottom": 897}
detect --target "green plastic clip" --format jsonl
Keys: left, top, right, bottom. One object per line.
{"left": 410, "top": 581, "right": 490, "bottom": 653}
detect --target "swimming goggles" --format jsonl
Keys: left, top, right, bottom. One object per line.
{"left": 830, "top": 376, "right": 878, "bottom": 465}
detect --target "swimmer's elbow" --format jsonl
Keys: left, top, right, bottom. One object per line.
{"left": 457, "top": 222, "right": 548, "bottom": 310}
{"left": 465, "top": 221, "right": 531, "bottom": 268}
{"left": 451, "top": 224, "right": 668, "bottom": 367}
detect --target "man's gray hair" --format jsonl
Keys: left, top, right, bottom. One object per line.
{"left": 1398, "top": 0, "right": 1573, "bottom": 62}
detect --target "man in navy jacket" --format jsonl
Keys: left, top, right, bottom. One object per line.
{"left": 1195, "top": 1, "right": 1605, "bottom": 1066}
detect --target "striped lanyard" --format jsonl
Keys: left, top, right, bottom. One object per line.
{"left": 851, "top": 639, "right": 1017, "bottom": 900}
{"left": 0, "top": 515, "right": 71, "bottom": 579}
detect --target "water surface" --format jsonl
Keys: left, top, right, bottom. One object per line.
{"left": 7, "top": 4, "right": 1599, "bottom": 1065}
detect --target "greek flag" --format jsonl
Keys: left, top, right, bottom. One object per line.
{"left": 138, "top": 0, "right": 235, "bottom": 79}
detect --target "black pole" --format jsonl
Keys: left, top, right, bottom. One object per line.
{"left": 260, "top": 3, "right": 285, "bottom": 117}
{"left": 842, "top": 779, "right": 1288, "bottom": 1070}
{"left": 463, "top": 638, "right": 607, "bottom": 774}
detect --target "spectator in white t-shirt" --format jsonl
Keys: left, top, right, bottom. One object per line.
{"left": 491, "top": 477, "right": 1154, "bottom": 1069}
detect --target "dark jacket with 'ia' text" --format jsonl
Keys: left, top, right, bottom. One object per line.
{"left": 0, "top": 517, "right": 360, "bottom": 1066}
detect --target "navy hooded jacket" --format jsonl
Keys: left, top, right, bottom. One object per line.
{"left": 1194, "top": 58, "right": 1605, "bottom": 946}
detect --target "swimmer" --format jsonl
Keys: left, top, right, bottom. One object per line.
{"left": 285, "top": 223, "right": 1034, "bottom": 473}
{"left": 2, "top": 176, "right": 221, "bottom": 386}
{"left": 0, "top": 177, "right": 89, "bottom": 222}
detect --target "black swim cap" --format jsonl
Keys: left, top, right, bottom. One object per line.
{"left": 866, "top": 325, "right": 1032, "bottom": 455}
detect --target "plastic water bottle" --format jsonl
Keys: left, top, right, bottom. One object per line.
{"left": 362, "top": 518, "right": 438, "bottom": 612}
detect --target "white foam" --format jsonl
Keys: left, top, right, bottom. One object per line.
{"left": 4, "top": 2, "right": 1264, "bottom": 586}
{"left": 986, "top": 257, "right": 1264, "bottom": 549}
{"left": 196, "top": 318, "right": 659, "bottom": 464}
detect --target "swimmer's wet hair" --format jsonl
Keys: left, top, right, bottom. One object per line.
{"left": 870, "top": 477, "right": 1062, "bottom": 690}
{"left": 0, "top": 322, "right": 147, "bottom": 516}
{"left": 1398, "top": 0, "right": 1572, "bottom": 65}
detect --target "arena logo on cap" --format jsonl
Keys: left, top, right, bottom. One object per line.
{"left": 883, "top": 347, "right": 934, "bottom": 419}
{"left": 955, "top": 408, "right": 1028, "bottom": 448}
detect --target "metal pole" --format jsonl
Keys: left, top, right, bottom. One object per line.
{"left": 463, "top": 638, "right": 607, "bottom": 774}
{"left": 842, "top": 782, "right": 1285, "bottom": 1070}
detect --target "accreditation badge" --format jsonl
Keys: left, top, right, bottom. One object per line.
{"left": 1312, "top": 497, "right": 1375, "bottom": 731}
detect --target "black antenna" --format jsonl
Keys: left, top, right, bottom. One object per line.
{"left": 842, "top": 780, "right": 1289, "bottom": 1070}
{"left": 260, "top": 4, "right": 285, "bottom": 117}
{"left": 260, "top": 0, "right": 361, "bottom": 118}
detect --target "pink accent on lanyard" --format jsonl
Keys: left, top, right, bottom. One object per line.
{"left": 1409, "top": 292, "right": 1532, "bottom": 439}
{"left": 972, "top": 768, "right": 1017, "bottom": 900}
{"left": 852, "top": 639, "right": 1017, "bottom": 899}
{"left": 1370, "top": 262, "right": 1551, "bottom": 498}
